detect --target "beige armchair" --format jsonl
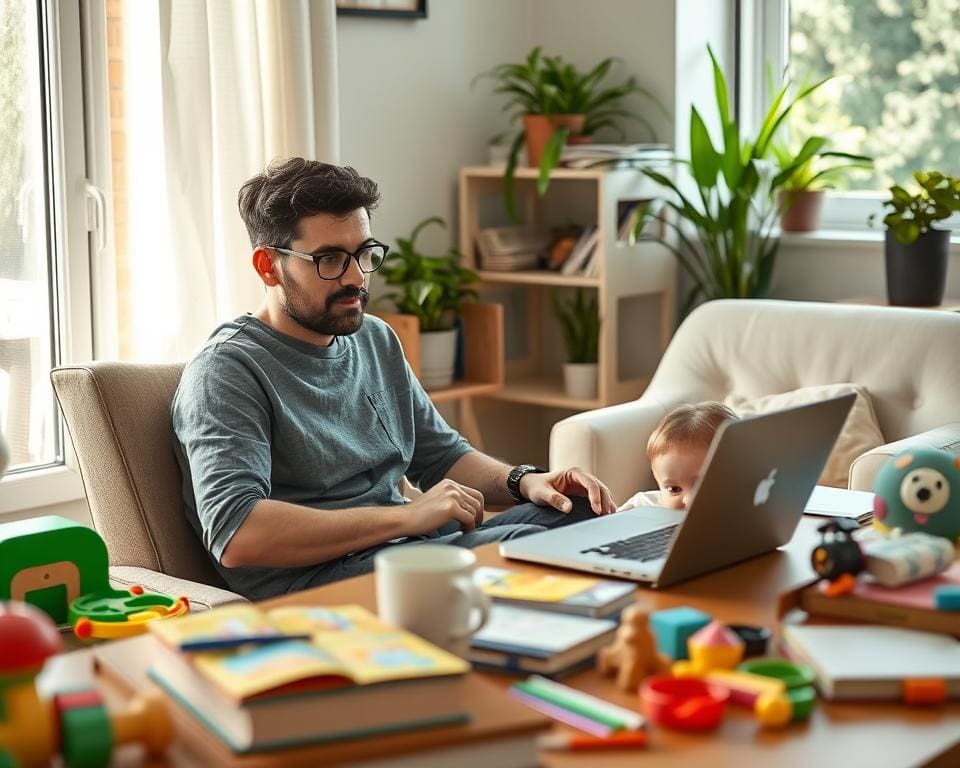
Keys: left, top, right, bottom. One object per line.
{"left": 550, "top": 299, "right": 960, "bottom": 502}
{"left": 51, "top": 363, "right": 246, "bottom": 609}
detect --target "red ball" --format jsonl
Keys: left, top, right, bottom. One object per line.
{"left": 0, "top": 601, "right": 63, "bottom": 676}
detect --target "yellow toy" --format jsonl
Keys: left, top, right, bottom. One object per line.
{"left": 597, "top": 601, "right": 669, "bottom": 692}
{"left": 0, "top": 601, "right": 173, "bottom": 768}
{"left": 671, "top": 620, "right": 744, "bottom": 676}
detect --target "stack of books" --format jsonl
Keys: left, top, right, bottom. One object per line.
{"left": 802, "top": 485, "right": 875, "bottom": 525}
{"left": 474, "top": 566, "right": 636, "bottom": 618}
{"left": 475, "top": 226, "right": 549, "bottom": 271}
{"left": 561, "top": 143, "right": 673, "bottom": 169}
{"left": 144, "top": 604, "right": 473, "bottom": 753}
{"left": 559, "top": 225, "right": 599, "bottom": 276}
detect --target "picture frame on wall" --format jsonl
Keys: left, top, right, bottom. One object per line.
{"left": 335, "top": 1, "right": 427, "bottom": 19}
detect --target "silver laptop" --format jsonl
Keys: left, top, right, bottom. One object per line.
{"left": 500, "top": 393, "right": 855, "bottom": 588}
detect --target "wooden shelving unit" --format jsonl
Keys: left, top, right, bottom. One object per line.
{"left": 458, "top": 165, "right": 676, "bottom": 462}
{"left": 375, "top": 302, "right": 504, "bottom": 448}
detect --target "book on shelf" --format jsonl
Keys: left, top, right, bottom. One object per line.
{"left": 144, "top": 604, "right": 471, "bottom": 753}
{"left": 781, "top": 623, "right": 960, "bottom": 701}
{"left": 469, "top": 605, "right": 617, "bottom": 677}
{"left": 475, "top": 226, "right": 548, "bottom": 272}
{"left": 616, "top": 200, "right": 657, "bottom": 242}
{"left": 793, "top": 561, "right": 960, "bottom": 637}
{"left": 561, "top": 143, "right": 673, "bottom": 169}
{"left": 474, "top": 566, "right": 636, "bottom": 618}
{"left": 802, "top": 485, "right": 874, "bottom": 525}
{"left": 95, "top": 634, "right": 549, "bottom": 768}
{"left": 560, "top": 225, "right": 599, "bottom": 276}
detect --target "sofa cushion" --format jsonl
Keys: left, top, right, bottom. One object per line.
{"left": 725, "top": 383, "right": 884, "bottom": 488}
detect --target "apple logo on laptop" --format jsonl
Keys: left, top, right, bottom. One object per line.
{"left": 753, "top": 468, "right": 778, "bottom": 506}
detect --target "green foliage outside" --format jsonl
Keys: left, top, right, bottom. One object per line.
{"left": 871, "top": 170, "right": 960, "bottom": 244}
{"left": 0, "top": 0, "right": 26, "bottom": 277}
{"left": 551, "top": 289, "right": 599, "bottom": 364}
{"left": 787, "top": 0, "right": 960, "bottom": 192}
{"left": 377, "top": 217, "right": 478, "bottom": 333}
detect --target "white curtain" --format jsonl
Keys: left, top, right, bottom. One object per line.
{"left": 122, "top": 0, "right": 339, "bottom": 361}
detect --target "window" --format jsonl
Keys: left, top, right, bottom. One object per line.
{"left": 743, "top": 0, "right": 960, "bottom": 231}
{"left": 0, "top": 0, "right": 103, "bottom": 513}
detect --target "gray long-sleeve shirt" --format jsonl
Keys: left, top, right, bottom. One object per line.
{"left": 171, "top": 314, "right": 472, "bottom": 599}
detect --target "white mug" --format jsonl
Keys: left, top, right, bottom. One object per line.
{"left": 375, "top": 544, "right": 490, "bottom": 657}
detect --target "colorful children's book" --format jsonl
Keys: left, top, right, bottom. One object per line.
{"left": 473, "top": 566, "right": 636, "bottom": 618}
{"left": 146, "top": 604, "right": 471, "bottom": 752}
{"left": 469, "top": 605, "right": 617, "bottom": 677}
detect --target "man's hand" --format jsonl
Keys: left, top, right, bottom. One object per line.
{"left": 519, "top": 467, "right": 617, "bottom": 516}
{"left": 403, "top": 479, "right": 485, "bottom": 536}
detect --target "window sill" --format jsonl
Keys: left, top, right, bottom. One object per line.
{"left": 779, "top": 229, "right": 960, "bottom": 252}
{"left": 0, "top": 464, "right": 85, "bottom": 515}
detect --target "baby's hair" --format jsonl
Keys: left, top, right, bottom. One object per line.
{"left": 647, "top": 401, "right": 738, "bottom": 461}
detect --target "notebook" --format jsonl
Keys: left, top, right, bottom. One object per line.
{"left": 803, "top": 485, "right": 875, "bottom": 525}
{"left": 781, "top": 623, "right": 960, "bottom": 700}
{"left": 473, "top": 566, "right": 636, "bottom": 618}
{"left": 469, "top": 605, "right": 617, "bottom": 676}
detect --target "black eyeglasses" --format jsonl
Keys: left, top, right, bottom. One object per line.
{"left": 269, "top": 240, "right": 389, "bottom": 280}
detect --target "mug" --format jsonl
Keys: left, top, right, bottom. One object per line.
{"left": 375, "top": 544, "right": 489, "bottom": 657}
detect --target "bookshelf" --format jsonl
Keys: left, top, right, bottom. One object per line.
{"left": 458, "top": 165, "right": 676, "bottom": 462}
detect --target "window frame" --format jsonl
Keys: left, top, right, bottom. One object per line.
{"left": 739, "top": 0, "right": 892, "bottom": 233}
{"left": 0, "top": 0, "right": 100, "bottom": 515}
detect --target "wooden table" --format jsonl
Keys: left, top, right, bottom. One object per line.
{"left": 258, "top": 518, "right": 960, "bottom": 768}
{"left": 55, "top": 518, "right": 960, "bottom": 767}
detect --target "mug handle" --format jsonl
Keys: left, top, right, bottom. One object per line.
{"left": 448, "top": 576, "right": 490, "bottom": 640}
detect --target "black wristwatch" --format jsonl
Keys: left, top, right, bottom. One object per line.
{"left": 506, "top": 464, "right": 548, "bottom": 503}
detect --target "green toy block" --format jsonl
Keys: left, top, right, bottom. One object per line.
{"left": 60, "top": 704, "right": 113, "bottom": 768}
{"left": 0, "top": 747, "right": 17, "bottom": 768}
{"left": 649, "top": 606, "right": 712, "bottom": 660}
{"left": 0, "top": 516, "right": 110, "bottom": 625}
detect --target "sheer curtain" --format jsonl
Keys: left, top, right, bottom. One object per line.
{"left": 121, "top": 0, "right": 339, "bottom": 361}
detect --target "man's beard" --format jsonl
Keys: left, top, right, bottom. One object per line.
{"left": 278, "top": 273, "right": 369, "bottom": 337}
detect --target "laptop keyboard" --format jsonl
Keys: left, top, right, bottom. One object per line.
{"left": 580, "top": 524, "right": 680, "bottom": 562}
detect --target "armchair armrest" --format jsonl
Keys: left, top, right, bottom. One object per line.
{"left": 849, "top": 423, "right": 960, "bottom": 491}
{"left": 549, "top": 399, "right": 670, "bottom": 504}
{"left": 108, "top": 565, "right": 248, "bottom": 611}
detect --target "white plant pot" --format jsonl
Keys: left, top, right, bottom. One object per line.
{"left": 563, "top": 363, "right": 598, "bottom": 400}
{"left": 420, "top": 329, "right": 458, "bottom": 390}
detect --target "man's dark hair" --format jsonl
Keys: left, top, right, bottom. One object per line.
{"left": 237, "top": 158, "right": 381, "bottom": 249}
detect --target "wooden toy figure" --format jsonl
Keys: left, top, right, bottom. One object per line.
{"left": 597, "top": 601, "right": 668, "bottom": 692}
{"left": 873, "top": 448, "right": 960, "bottom": 544}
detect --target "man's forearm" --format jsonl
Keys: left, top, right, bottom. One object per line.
{"left": 220, "top": 499, "right": 408, "bottom": 569}
{"left": 445, "top": 451, "right": 514, "bottom": 505}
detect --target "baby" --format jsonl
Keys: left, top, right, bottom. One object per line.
{"left": 619, "top": 401, "right": 738, "bottom": 511}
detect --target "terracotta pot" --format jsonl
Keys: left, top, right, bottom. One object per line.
{"left": 522, "top": 114, "right": 586, "bottom": 168}
{"left": 779, "top": 189, "right": 826, "bottom": 233}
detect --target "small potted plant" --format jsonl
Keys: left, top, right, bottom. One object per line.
{"left": 551, "top": 289, "right": 600, "bottom": 400}
{"left": 772, "top": 141, "right": 872, "bottom": 232}
{"left": 377, "top": 217, "right": 478, "bottom": 389}
{"left": 870, "top": 171, "right": 960, "bottom": 306}
{"left": 475, "top": 47, "right": 663, "bottom": 219}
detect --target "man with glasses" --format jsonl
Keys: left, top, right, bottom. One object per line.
{"left": 172, "top": 158, "right": 617, "bottom": 600}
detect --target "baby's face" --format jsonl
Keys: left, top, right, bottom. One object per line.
{"left": 651, "top": 445, "right": 709, "bottom": 510}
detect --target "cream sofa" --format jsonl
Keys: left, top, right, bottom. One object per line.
{"left": 550, "top": 299, "right": 960, "bottom": 502}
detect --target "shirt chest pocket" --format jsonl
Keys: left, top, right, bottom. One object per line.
{"left": 366, "top": 385, "right": 411, "bottom": 460}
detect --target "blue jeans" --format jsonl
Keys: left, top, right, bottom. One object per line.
{"left": 292, "top": 496, "right": 596, "bottom": 591}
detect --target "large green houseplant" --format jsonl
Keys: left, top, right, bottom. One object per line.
{"left": 551, "top": 289, "right": 600, "bottom": 400}
{"left": 377, "top": 216, "right": 478, "bottom": 388}
{"left": 633, "top": 47, "right": 838, "bottom": 310}
{"left": 476, "top": 47, "right": 662, "bottom": 219}
{"left": 870, "top": 171, "right": 960, "bottom": 306}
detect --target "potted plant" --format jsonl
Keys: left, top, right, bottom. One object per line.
{"left": 870, "top": 171, "right": 960, "bottom": 306}
{"left": 377, "top": 217, "right": 478, "bottom": 389}
{"left": 475, "top": 47, "right": 663, "bottom": 219}
{"left": 551, "top": 289, "right": 600, "bottom": 400}
{"left": 772, "top": 142, "right": 872, "bottom": 232}
{"left": 632, "top": 47, "right": 839, "bottom": 312}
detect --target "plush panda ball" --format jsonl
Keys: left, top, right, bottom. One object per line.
{"left": 872, "top": 448, "right": 960, "bottom": 543}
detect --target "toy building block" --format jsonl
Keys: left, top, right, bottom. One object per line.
{"left": 649, "top": 606, "right": 711, "bottom": 660}
{"left": 671, "top": 621, "right": 744, "bottom": 676}
{"left": 597, "top": 601, "right": 669, "bottom": 691}
{"left": 934, "top": 585, "right": 960, "bottom": 611}
{"left": 0, "top": 516, "right": 111, "bottom": 625}
{"left": 700, "top": 670, "right": 792, "bottom": 728}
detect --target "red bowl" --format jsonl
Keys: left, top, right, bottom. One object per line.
{"left": 641, "top": 675, "right": 730, "bottom": 731}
